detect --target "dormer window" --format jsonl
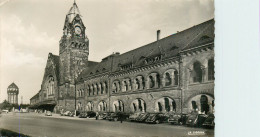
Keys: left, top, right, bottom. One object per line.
{"left": 199, "top": 35, "right": 210, "bottom": 41}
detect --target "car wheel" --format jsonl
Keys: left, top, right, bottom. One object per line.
{"left": 114, "top": 118, "right": 118, "bottom": 121}
{"left": 155, "top": 120, "right": 160, "bottom": 124}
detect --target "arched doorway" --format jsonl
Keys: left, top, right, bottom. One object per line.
{"left": 188, "top": 94, "right": 214, "bottom": 114}
{"left": 131, "top": 98, "right": 146, "bottom": 113}
{"left": 155, "top": 97, "right": 176, "bottom": 112}
{"left": 112, "top": 100, "right": 124, "bottom": 112}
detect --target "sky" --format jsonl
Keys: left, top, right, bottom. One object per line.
{"left": 0, "top": 0, "right": 214, "bottom": 104}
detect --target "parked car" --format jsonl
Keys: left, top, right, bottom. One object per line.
{"left": 45, "top": 111, "right": 52, "bottom": 116}
{"left": 2, "top": 109, "right": 9, "bottom": 113}
{"left": 86, "top": 111, "right": 96, "bottom": 118}
{"left": 129, "top": 112, "right": 142, "bottom": 121}
{"left": 107, "top": 112, "right": 130, "bottom": 121}
{"left": 186, "top": 112, "right": 207, "bottom": 127}
{"left": 63, "top": 111, "right": 71, "bottom": 116}
{"left": 203, "top": 113, "right": 215, "bottom": 128}
{"left": 79, "top": 112, "right": 88, "bottom": 118}
{"left": 145, "top": 113, "right": 167, "bottom": 124}
{"left": 168, "top": 113, "right": 188, "bottom": 125}
{"left": 98, "top": 112, "right": 112, "bottom": 120}
{"left": 136, "top": 113, "right": 150, "bottom": 123}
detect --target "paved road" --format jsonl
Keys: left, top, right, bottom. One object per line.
{"left": 0, "top": 113, "right": 214, "bottom": 137}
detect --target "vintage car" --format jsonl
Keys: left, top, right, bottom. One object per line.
{"left": 168, "top": 113, "right": 188, "bottom": 125}
{"left": 129, "top": 112, "right": 142, "bottom": 121}
{"left": 86, "top": 111, "right": 96, "bottom": 118}
{"left": 63, "top": 111, "right": 71, "bottom": 116}
{"left": 79, "top": 112, "right": 88, "bottom": 118}
{"left": 107, "top": 112, "right": 130, "bottom": 121}
{"left": 203, "top": 113, "right": 215, "bottom": 128}
{"left": 98, "top": 112, "right": 113, "bottom": 120}
{"left": 145, "top": 113, "right": 167, "bottom": 124}
{"left": 136, "top": 113, "right": 150, "bottom": 123}
{"left": 45, "top": 111, "right": 52, "bottom": 116}
{"left": 186, "top": 112, "right": 207, "bottom": 127}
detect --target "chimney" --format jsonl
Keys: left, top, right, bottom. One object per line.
{"left": 157, "top": 30, "right": 160, "bottom": 41}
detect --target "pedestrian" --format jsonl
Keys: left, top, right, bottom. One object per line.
{"left": 96, "top": 112, "right": 99, "bottom": 120}
{"left": 119, "top": 114, "right": 123, "bottom": 123}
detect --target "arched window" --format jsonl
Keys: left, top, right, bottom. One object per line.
{"left": 105, "top": 82, "right": 108, "bottom": 94}
{"left": 208, "top": 59, "right": 214, "bottom": 80}
{"left": 113, "top": 83, "right": 117, "bottom": 93}
{"left": 135, "top": 78, "right": 140, "bottom": 90}
{"left": 156, "top": 74, "right": 160, "bottom": 88}
{"left": 92, "top": 84, "right": 95, "bottom": 95}
{"left": 142, "top": 76, "right": 145, "bottom": 89}
{"left": 174, "top": 71, "right": 178, "bottom": 86}
{"left": 138, "top": 99, "right": 143, "bottom": 111}
{"left": 158, "top": 102, "right": 163, "bottom": 112}
{"left": 123, "top": 81, "right": 128, "bottom": 91}
{"left": 88, "top": 85, "right": 91, "bottom": 96}
{"left": 101, "top": 83, "right": 104, "bottom": 94}
{"left": 96, "top": 83, "right": 99, "bottom": 95}
{"left": 192, "top": 62, "right": 203, "bottom": 83}
{"left": 149, "top": 76, "right": 155, "bottom": 88}
{"left": 165, "top": 73, "right": 172, "bottom": 86}
{"left": 133, "top": 103, "right": 137, "bottom": 112}
{"left": 164, "top": 98, "right": 170, "bottom": 112}
{"left": 172, "top": 100, "right": 176, "bottom": 111}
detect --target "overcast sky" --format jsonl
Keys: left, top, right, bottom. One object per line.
{"left": 0, "top": 0, "right": 214, "bottom": 104}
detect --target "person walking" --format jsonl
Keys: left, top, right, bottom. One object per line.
{"left": 96, "top": 112, "right": 99, "bottom": 120}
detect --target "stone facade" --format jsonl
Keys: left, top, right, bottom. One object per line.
{"left": 30, "top": 2, "right": 215, "bottom": 115}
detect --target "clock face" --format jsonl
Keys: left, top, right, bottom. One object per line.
{"left": 75, "top": 26, "right": 81, "bottom": 35}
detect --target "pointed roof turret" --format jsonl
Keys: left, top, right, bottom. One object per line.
{"left": 66, "top": 1, "right": 82, "bottom": 23}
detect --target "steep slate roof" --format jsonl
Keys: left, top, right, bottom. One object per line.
{"left": 78, "top": 19, "right": 214, "bottom": 79}
{"left": 77, "top": 59, "right": 112, "bottom": 79}
{"left": 8, "top": 82, "right": 19, "bottom": 89}
{"left": 112, "top": 19, "right": 214, "bottom": 70}
{"left": 49, "top": 53, "right": 60, "bottom": 83}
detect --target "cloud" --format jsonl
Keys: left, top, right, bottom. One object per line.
{"left": 0, "top": 14, "right": 58, "bottom": 103}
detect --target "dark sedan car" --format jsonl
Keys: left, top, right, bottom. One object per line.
{"left": 168, "top": 114, "right": 188, "bottom": 125}
{"left": 145, "top": 113, "right": 167, "bottom": 124}
{"left": 107, "top": 112, "right": 129, "bottom": 121}
{"left": 186, "top": 113, "right": 207, "bottom": 127}
{"left": 86, "top": 111, "right": 96, "bottom": 118}
{"left": 203, "top": 113, "right": 215, "bottom": 128}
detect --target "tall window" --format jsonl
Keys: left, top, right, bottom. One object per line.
{"left": 192, "top": 62, "right": 203, "bottom": 83}
{"left": 164, "top": 98, "right": 170, "bottom": 112}
{"left": 135, "top": 78, "right": 140, "bottom": 90}
{"left": 149, "top": 76, "right": 155, "bottom": 88}
{"left": 156, "top": 74, "right": 160, "bottom": 88}
{"left": 96, "top": 83, "right": 99, "bottom": 95}
{"left": 208, "top": 59, "right": 215, "bottom": 80}
{"left": 101, "top": 83, "right": 104, "bottom": 94}
{"left": 165, "top": 73, "right": 172, "bottom": 86}
{"left": 174, "top": 71, "right": 178, "bottom": 86}
{"left": 105, "top": 82, "right": 108, "bottom": 94}
{"left": 158, "top": 102, "right": 163, "bottom": 112}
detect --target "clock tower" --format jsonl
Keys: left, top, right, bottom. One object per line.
{"left": 59, "top": 1, "right": 89, "bottom": 85}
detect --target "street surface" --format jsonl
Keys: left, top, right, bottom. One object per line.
{"left": 0, "top": 113, "right": 214, "bottom": 137}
